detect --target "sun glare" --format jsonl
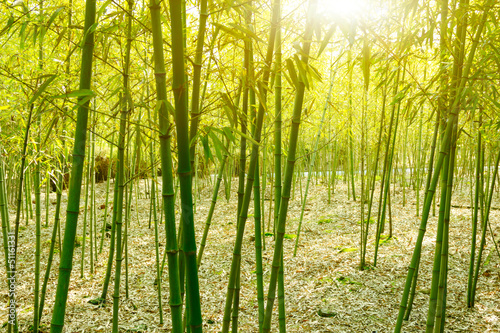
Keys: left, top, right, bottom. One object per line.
{"left": 320, "top": 0, "right": 367, "bottom": 18}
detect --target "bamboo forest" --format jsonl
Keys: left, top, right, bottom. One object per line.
{"left": 1, "top": 0, "right": 500, "bottom": 331}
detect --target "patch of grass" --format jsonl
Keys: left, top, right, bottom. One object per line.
{"left": 284, "top": 234, "right": 296, "bottom": 240}
{"left": 378, "top": 234, "right": 396, "bottom": 245}
{"left": 317, "top": 218, "right": 332, "bottom": 224}
{"left": 335, "top": 246, "right": 358, "bottom": 253}
{"left": 265, "top": 232, "right": 274, "bottom": 237}
{"left": 357, "top": 218, "right": 375, "bottom": 225}
{"left": 319, "top": 276, "right": 334, "bottom": 284}
{"left": 361, "top": 264, "right": 375, "bottom": 271}
{"left": 336, "top": 276, "right": 362, "bottom": 286}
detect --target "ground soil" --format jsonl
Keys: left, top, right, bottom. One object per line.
{"left": 2, "top": 176, "right": 499, "bottom": 332}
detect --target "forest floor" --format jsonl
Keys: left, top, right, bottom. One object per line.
{"left": 2, "top": 175, "right": 500, "bottom": 332}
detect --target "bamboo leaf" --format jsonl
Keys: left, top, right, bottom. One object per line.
{"left": 213, "top": 23, "right": 246, "bottom": 40}
{"left": 28, "top": 74, "right": 57, "bottom": 105}
{"left": 221, "top": 106, "right": 233, "bottom": 128}
{"left": 49, "top": 27, "right": 68, "bottom": 56}
{"left": 46, "top": 7, "right": 65, "bottom": 31}
{"left": 201, "top": 134, "right": 213, "bottom": 162}
{"left": 0, "top": 15, "right": 14, "bottom": 36}
{"left": 222, "top": 127, "right": 236, "bottom": 143}
{"left": 294, "top": 55, "right": 310, "bottom": 89}
{"left": 285, "top": 58, "right": 299, "bottom": 87}
{"left": 208, "top": 131, "right": 224, "bottom": 162}
{"left": 42, "top": 116, "right": 58, "bottom": 146}
{"left": 19, "top": 21, "right": 28, "bottom": 49}
{"left": 231, "top": 126, "right": 259, "bottom": 147}
{"left": 228, "top": 22, "right": 263, "bottom": 43}
{"left": 317, "top": 24, "right": 336, "bottom": 57}
{"left": 98, "top": 0, "right": 113, "bottom": 19}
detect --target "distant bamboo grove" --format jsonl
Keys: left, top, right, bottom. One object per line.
{"left": 0, "top": 0, "right": 499, "bottom": 332}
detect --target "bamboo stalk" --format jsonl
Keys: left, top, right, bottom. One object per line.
{"left": 49, "top": 0, "right": 97, "bottom": 329}
{"left": 263, "top": 1, "right": 317, "bottom": 330}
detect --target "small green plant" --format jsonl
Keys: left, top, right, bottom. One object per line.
{"left": 317, "top": 218, "right": 332, "bottom": 224}
{"left": 357, "top": 218, "right": 375, "bottom": 225}
{"left": 335, "top": 246, "right": 358, "bottom": 253}
{"left": 319, "top": 276, "right": 334, "bottom": 284}
{"left": 362, "top": 264, "right": 375, "bottom": 271}
{"left": 378, "top": 234, "right": 394, "bottom": 245}
{"left": 336, "top": 276, "right": 362, "bottom": 286}
{"left": 284, "top": 234, "right": 297, "bottom": 239}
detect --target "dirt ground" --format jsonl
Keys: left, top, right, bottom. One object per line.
{"left": 2, "top": 175, "right": 499, "bottom": 332}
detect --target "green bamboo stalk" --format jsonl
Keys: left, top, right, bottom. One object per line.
{"left": 112, "top": 0, "right": 133, "bottom": 327}
{"left": 38, "top": 161, "right": 65, "bottom": 324}
{"left": 348, "top": 48, "right": 355, "bottom": 201}
{"left": 124, "top": 174, "right": 132, "bottom": 299}
{"left": 197, "top": 143, "right": 230, "bottom": 267}
{"left": 237, "top": 1, "right": 251, "bottom": 235}
{"left": 277, "top": 253, "right": 286, "bottom": 333}
{"left": 34, "top": 113, "right": 42, "bottom": 333}
{"left": 147, "top": 104, "right": 164, "bottom": 324}
{"left": 99, "top": 160, "right": 118, "bottom": 303}
{"left": 467, "top": 114, "right": 482, "bottom": 307}
{"left": 23, "top": 170, "right": 28, "bottom": 225}
{"left": 26, "top": 161, "right": 34, "bottom": 222}
{"left": 39, "top": 117, "right": 67, "bottom": 323}
{"left": 80, "top": 142, "right": 91, "bottom": 277}
{"left": 45, "top": 172, "right": 49, "bottom": 228}
{"left": 231, "top": 36, "right": 258, "bottom": 331}
{"left": 248, "top": 61, "right": 265, "bottom": 329}
{"left": 427, "top": 0, "right": 468, "bottom": 327}
{"left": 188, "top": 0, "right": 208, "bottom": 171}
{"left": 261, "top": 138, "right": 267, "bottom": 241}
{"left": 221, "top": 0, "right": 281, "bottom": 330}
{"left": 471, "top": 144, "right": 500, "bottom": 305}
{"left": 90, "top": 126, "right": 96, "bottom": 273}
{"left": 433, "top": 120, "right": 458, "bottom": 333}
{"left": 274, "top": 9, "right": 285, "bottom": 332}
{"left": 148, "top": 0, "right": 183, "bottom": 330}
{"left": 253, "top": 154, "right": 266, "bottom": 331}
{"left": 294, "top": 58, "right": 338, "bottom": 256}
{"left": 168, "top": 1, "right": 203, "bottom": 330}
{"left": 359, "top": 35, "right": 369, "bottom": 270}
{"left": 112, "top": 93, "right": 128, "bottom": 332}
{"left": 152, "top": 164, "right": 163, "bottom": 324}
{"left": 374, "top": 69, "right": 402, "bottom": 266}
{"left": 11, "top": 104, "right": 35, "bottom": 333}
{"left": 402, "top": 122, "right": 407, "bottom": 206}
{"left": 262, "top": 1, "right": 317, "bottom": 330}
{"left": 404, "top": 111, "right": 440, "bottom": 321}
{"left": 49, "top": 0, "right": 97, "bottom": 329}
{"left": 331, "top": 142, "right": 338, "bottom": 195}
{"left": 416, "top": 115, "right": 423, "bottom": 215}
{"left": 361, "top": 75, "right": 386, "bottom": 268}
{"left": 99, "top": 133, "right": 115, "bottom": 254}
{"left": 0, "top": 155, "right": 15, "bottom": 333}
{"left": 394, "top": 1, "right": 493, "bottom": 330}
